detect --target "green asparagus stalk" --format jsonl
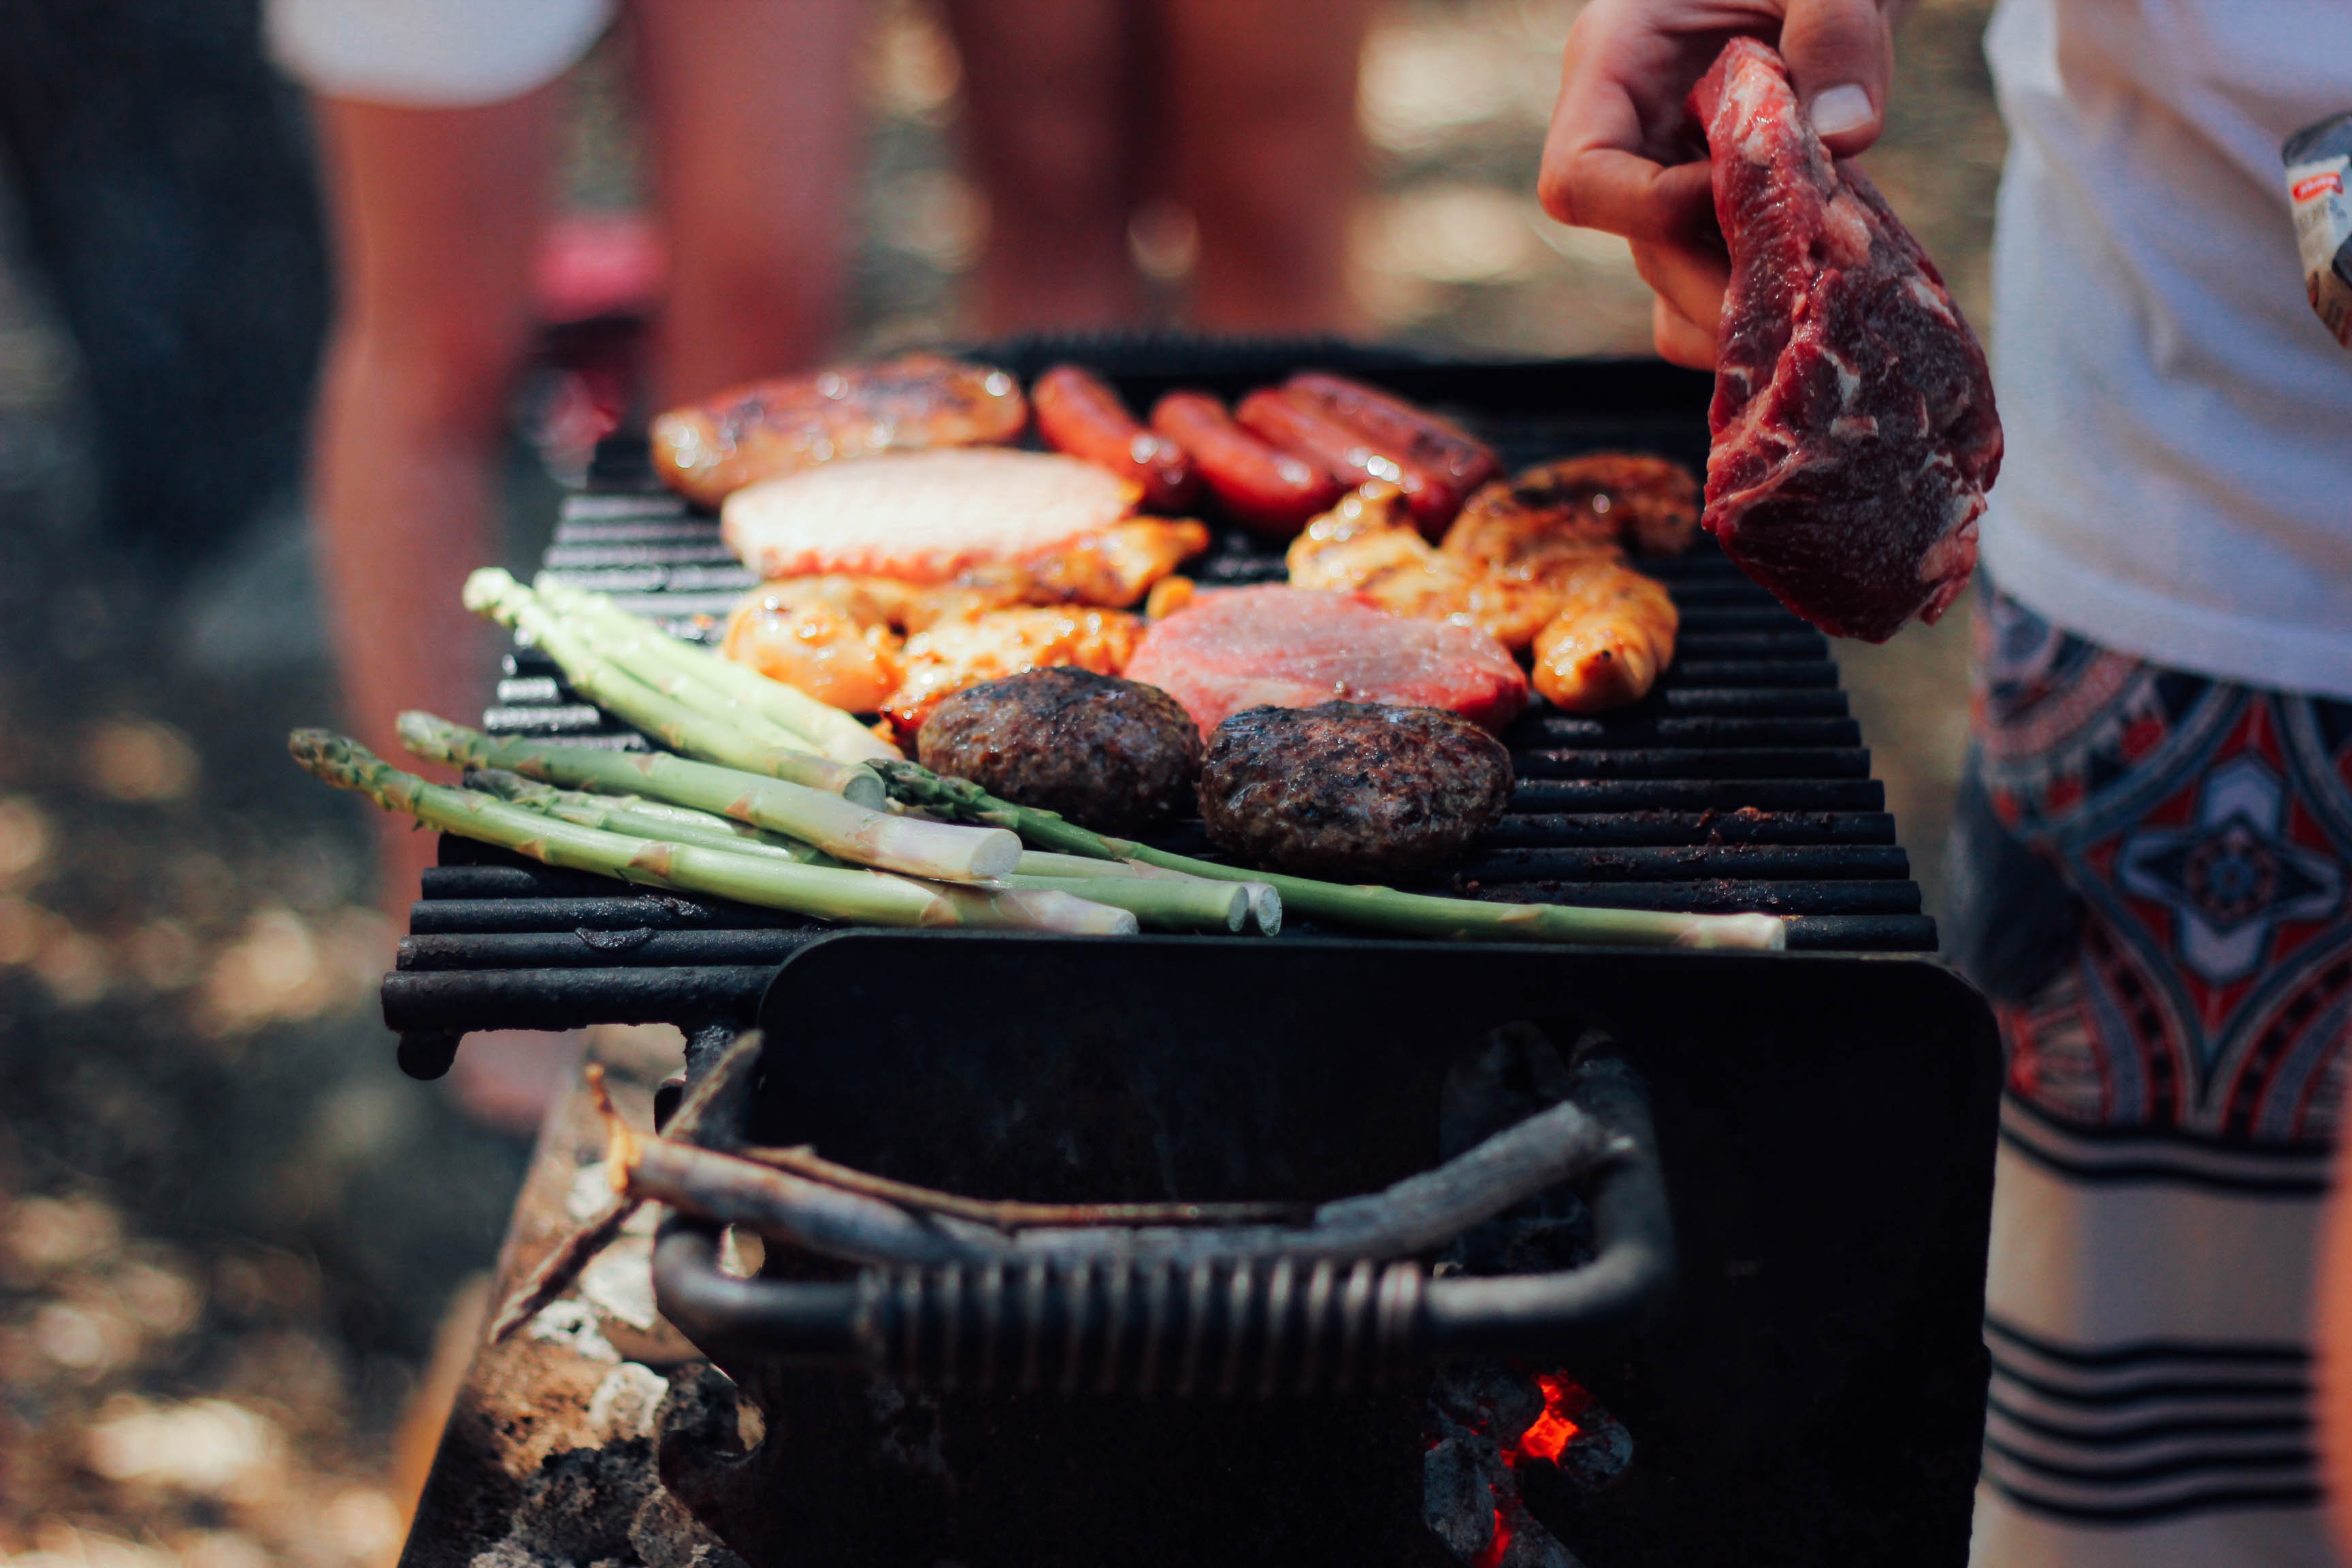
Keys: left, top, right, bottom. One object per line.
{"left": 399, "top": 713, "right": 1021, "bottom": 883}
{"left": 465, "top": 768, "right": 839, "bottom": 866}
{"left": 1003, "top": 875, "right": 1250, "bottom": 933}
{"left": 463, "top": 569, "right": 887, "bottom": 806}
{"left": 290, "top": 731, "right": 1123, "bottom": 930}
{"left": 874, "top": 760, "right": 1785, "bottom": 951}
{"left": 1011, "top": 850, "right": 1281, "bottom": 933}
{"left": 445, "top": 762, "right": 1131, "bottom": 934}
{"left": 534, "top": 576, "right": 902, "bottom": 764}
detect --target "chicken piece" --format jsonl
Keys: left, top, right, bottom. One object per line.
{"left": 1446, "top": 453, "right": 1702, "bottom": 572}
{"left": 1021, "top": 519, "right": 1213, "bottom": 608}
{"left": 1530, "top": 557, "right": 1679, "bottom": 713}
{"left": 882, "top": 606, "right": 1144, "bottom": 740}
{"left": 721, "top": 587, "right": 907, "bottom": 714}
{"left": 1287, "top": 485, "right": 1558, "bottom": 650}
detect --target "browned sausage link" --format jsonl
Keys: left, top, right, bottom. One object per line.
{"left": 1284, "top": 372, "right": 1502, "bottom": 495}
{"left": 1235, "top": 388, "right": 1467, "bottom": 538}
{"left": 1149, "top": 391, "right": 1342, "bottom": 540}
{"left": 1032, "top": 365, "right": 1200, "bottom": 512}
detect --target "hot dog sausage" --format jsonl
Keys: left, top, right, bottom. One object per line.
{"left": 1032, "top": 365, "right": 1200, "bottom": 512}
{"left": 1234, "top": 387, "right": 1467, "bottom": 538}
{"left": 1284, "top": 372, "right": 1502, "bottom": 500}
{"left": 1149, "top": 391, "right": 1341, "bottom": 540}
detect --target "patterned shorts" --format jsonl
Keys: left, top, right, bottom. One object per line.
{"left": 1958, "top": 585, "right": 2352, "bottom": 1558}
{"left": 1957, "top": 587, "right": 2352, "bottom": 1144}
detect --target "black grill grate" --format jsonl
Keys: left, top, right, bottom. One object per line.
{"left": 387, "top": 348, "right": 1936, "bottom": 1071}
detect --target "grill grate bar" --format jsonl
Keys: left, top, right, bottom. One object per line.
{"left": 1509, "top": 778, "right": 1883, "bottom": 810}
{"left": 1513, "top": 715, "right": 1861, "bottom": 747}
{"left": 400, "top": 930, "right": 825, "bottom": 970}
{"left": 1455, "top": 844, "right": 1910, "bottom": 883}
{"left": 1477, "top": 879, "right": 1921, "bottom": 915}
{"left": 1514, "top": 747, "right": 1872, "bottom": 780}
{"left": 1482, "top": 810, "right": 1894, "bottom": 846}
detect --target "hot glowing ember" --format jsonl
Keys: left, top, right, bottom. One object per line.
{"left": 1512, "top": 1372, "right": 1584, "bottom": 1467}
{"left": 1471, "top": 1505, "right": 1512, "bottom": 1568}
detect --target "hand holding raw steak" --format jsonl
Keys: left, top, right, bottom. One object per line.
{"left": 1692, "top": 37, "right": 2002, "bottom": 642}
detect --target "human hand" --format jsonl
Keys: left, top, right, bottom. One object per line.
{"left": 1537, "top": 0, "right": 1904, "bottom": 368}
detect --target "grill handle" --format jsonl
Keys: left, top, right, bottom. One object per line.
{"left": 653, "top": 1055, "right": 1671, "bottom": 1395}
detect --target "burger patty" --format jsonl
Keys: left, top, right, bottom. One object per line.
{"left": 1199, "top": 702, "right": 1512, "bottom": 884}
{"left": 917, "top": 668, "right": 1201, "bottom": 836}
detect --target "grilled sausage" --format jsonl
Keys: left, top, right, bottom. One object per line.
{"left": 1149, "top": 391, "right": 1341, "bottom": 540}
{"left": 1234, "top": 387, "right": 1467, "bottom": 538}
{"left": 1284, "top": 372, "right": 1501, "bottom": 499}
{"left": 652, "top": 353, "right": 1028, "bottom": 508}
{"left": 1032, "top": 365, "right": 1200, "bottom": 512}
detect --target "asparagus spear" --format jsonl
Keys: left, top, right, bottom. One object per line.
{"left": 291, "top": 732, "right": 1133, "bottom": 933}
{"left": 874, "top": 760, "right": 1786, "bottom": 951}
{"left": 466, "top": 768, "right": 839, "bottom": 866}
{"left": 399, "top": 712, "right": 1022, "bottom": 883}
{"left": 534, "top": 576, "right": 902, "bottom": 765}
{"left": 1002, "top": 875, "right": 1250, "bottom": 933}
{"left": 463, "top": 569, "right": 887, "bottom": 806}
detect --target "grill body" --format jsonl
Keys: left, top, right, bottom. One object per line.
{"left": 652, "top": 934, "right": 2000, "bottom": 1568}
{"left": 387, "top": 343, "right": 2002, "bottom": 1563}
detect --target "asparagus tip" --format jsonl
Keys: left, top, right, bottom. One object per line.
{"left": 462, "top": 566, "right": 520, "bottom": 615}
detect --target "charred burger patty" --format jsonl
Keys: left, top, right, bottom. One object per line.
{"left": 1199, "top": 702, "right": 1512, "bottom": 884}
{"left": 917, "top": 666, "right": 1201, "bottom": 835}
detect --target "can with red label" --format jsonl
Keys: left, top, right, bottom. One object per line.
{"left": 2284, "top": 112, "right": 2352, "bottom": 348}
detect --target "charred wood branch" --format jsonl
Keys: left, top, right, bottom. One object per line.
{"left": 618, "top": 1079, "right": 1629, "bottom": 1269}
{"left": 651, "top": 1048, "right": 1674, "bottom": 1388}
{"left": 488, "top": 1032, "right": 763, "bottom": 1342}
{"left": 733, "top": 1144, "right": 1316, "bottom": 1231}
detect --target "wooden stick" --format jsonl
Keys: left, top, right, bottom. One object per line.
{"left": 487, "top": 1034, "right": 762, "bottom": 1342}
{"left": 734, "top": 1143, "right": 1313, "bottom": 1231}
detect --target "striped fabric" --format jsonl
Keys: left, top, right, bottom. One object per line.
{"left": 1957, "top": 587, "right": 2352, "bottom": 1567}
{"left": 1983, "top": 1315, "right": 2315, "bottom": 1526}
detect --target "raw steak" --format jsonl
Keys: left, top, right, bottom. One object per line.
{"left": 1123, "top": 586, "right": 1529, "bottom": 737}
{"left": 1692, "top": 37, "right": 2001, "bottom": 642}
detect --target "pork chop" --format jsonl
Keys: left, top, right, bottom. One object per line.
{"left": 721, "top": 448, "right": 1142, "bottom": 584}
{"left": 1122, "top": 585, "right": 1529, "bottom": 737}
{"left": 1693, "top": 37, "right": 2002, "bottom": 642}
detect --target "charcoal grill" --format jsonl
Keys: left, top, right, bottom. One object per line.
{"left": 386, "top": 343, "right": 1939, "bottom": 1077}
{"left": 380, "top": 342, "right": 2000, "bottom": 1567}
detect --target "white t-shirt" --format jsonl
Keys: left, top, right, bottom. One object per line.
{"left": 1980, "top": 0, "right": 2352, "bottom": 699}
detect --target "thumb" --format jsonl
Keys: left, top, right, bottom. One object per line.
{"left": 1779, "top": 0, "right": 1897, "bottom": 157}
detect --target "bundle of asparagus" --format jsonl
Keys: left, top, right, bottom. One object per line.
{"left": 292, "top": 731, "right": 1138, "bottom": 935}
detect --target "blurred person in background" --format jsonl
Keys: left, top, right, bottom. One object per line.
{"left": 1541, "top": 1, "right": 2352, "bottom": 1565}
{"left": 0, "top": 0, "right": 327, "bottom": 576}
{"left": 269, "top": 0, "right": 867, "bottom": 919}
{"left": 946, "top": 0, "right": 1375, "bottom": 334}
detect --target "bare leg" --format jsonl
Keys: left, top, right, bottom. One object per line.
{"left": 1161, "top": 0, "right": 1373, "bottom": 333}
{"left": 310, "top": 93, "right": 555, "bottom": 921}
{"left": 631, "top": 0, "right": 865, "bottom": 402}
{"left": 943, "top": 0, "right": 1143, "bottom": 334}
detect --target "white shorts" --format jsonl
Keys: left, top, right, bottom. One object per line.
{"left": 265, "top": 0, "right": 616, "bottom": 108}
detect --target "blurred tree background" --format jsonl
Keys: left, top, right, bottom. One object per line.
{"left": 0, "top": 1, "right": 2000, "bottom": 1561}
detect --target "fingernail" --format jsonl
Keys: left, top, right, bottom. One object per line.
{"left": 1809, "top": 84, "right": 1874, "bottom": 137}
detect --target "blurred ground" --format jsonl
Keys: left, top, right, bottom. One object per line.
{"left": 0, "top": 1, "right": 1998, "bottom": 1561}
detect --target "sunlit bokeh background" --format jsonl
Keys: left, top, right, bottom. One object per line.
{"left": 0, "top": 2, "right": 1998, "bottom": 1558}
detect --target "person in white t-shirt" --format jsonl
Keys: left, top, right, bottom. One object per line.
{"left": 1541, "top": 3, "right": 2352, "bottom": 1565}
